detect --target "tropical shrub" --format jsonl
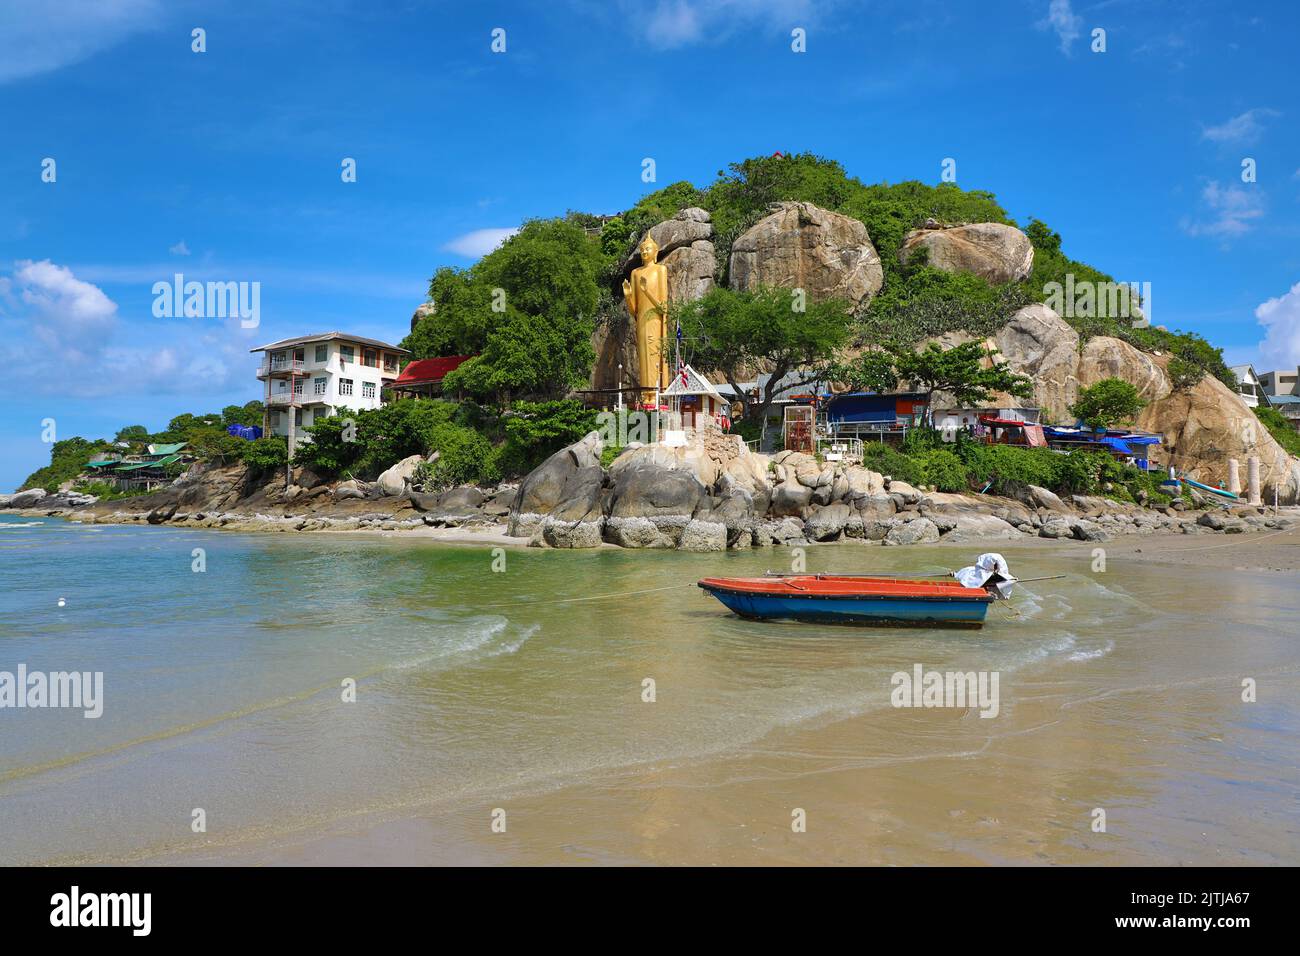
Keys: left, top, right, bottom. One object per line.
{"left": 241, "top": 436, "right": 289, "bottom": 474}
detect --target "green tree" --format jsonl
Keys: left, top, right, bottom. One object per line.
{"left": 240, "top": 436, "right": 288, "bottom": 475}
{"left": 114, "top": 424, "right": 149, "bottom": 443}
{"left": 409, "top": 219, "right": 604, "bottom": 403}
{"left": 1254, "top": 405, "right": 1300, "bottom": 457}
{"left": 828, "top": 350, "right": 897, "bottom": 392}
{"left": 1070, "top": 378, "right": 1145, "bottom": 430}
{"left": 19, "top": 436, "right": 110, "bottom": 493}
{"left": 679, "top": 285, "right": 855, "bottom": 431}
{"left": 890, "top": 340, "right": 1033, "bottom": 424}
{"left": 1166, "top": 355, "right": 1204, "bottom": 390}
{"left": 402, "top": 267, "right": 496, "bottom": 359}
{"left": 221, "top": 402, "right": 264, "bottom": 428}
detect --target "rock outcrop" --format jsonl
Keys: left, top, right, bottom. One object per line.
{"left": 992, "top": 304, "right": 1081, "bottom": 420}
{"left": 900, "top": 222, "right": 1034, "bottom": 284}
{"left": 376, "top": 454, "right": 424, "bottom": 497}
{"left": 729, "top": 201, "right": 883, "bottom": 308}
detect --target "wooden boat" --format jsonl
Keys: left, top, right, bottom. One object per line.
{"left": 697, "top": 574, "right": 997, "bottom": 628}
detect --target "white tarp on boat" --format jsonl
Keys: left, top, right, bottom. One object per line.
{"left": 954, "top": 553, "right": 1016, "bottom": 599}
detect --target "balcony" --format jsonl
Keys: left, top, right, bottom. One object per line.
{"left": 265, "top": 392, "right": 301, "bottom": 407}
{"left": 258, "top": 357, "right": 305, "bottom": 378}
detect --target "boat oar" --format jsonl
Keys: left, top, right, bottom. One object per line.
{"left": 1009, "top": 574, "right": 1067, "bottom": 584}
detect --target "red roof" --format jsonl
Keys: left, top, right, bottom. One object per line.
{"left": 390, "top": 355, "right": 473, "bottom": 387}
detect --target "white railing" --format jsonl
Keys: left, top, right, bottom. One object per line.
{"left": 259, "top": 358, "right": 304, "bottom": 376}
{"left": 816, "top": 436, "right": 864, "bottom": 463}
{"left": 265, "top": 392, "right": 300, "bottom": 406}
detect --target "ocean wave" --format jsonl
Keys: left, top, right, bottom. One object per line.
{"left": 1067, "top": 640, "right": 1114, "bottom": 663}
{"left": 389, "top": 617, "right": 509, "bottom": 670}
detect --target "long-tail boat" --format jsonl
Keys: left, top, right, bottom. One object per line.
{"left": 697, "top": 555, "right": 1018, "bottom": 629}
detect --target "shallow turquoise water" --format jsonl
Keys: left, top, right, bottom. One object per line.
{"left": 1, "top": 513, "right": 1297, "bottom": 865}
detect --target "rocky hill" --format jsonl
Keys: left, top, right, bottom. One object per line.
{"left": 596, "top": 187, "right": 1298, "bottom": 504}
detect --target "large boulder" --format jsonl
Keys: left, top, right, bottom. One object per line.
{"left": 900, "top": 222, "right": 1033, "bottom": 284}
{"left": 678, "top": 519, "right": 727, "bottom": 552}
{"left": 1078, "top": 336, "right": 1169, "bottom": 404}
{"left": 942, "top": 513, "right": 1023, "bottom": 541}
{"left": 509, "top": 431, "right": 605, "bottom": 535}
{"left": 993, "top": 304, "right": 1081, "bottom": 421}
{"left": 606, "top": 460, "right": 705, "bottom": 519}
{"left": 376, "top": 455, "right": 423, "bottom": 497}
{"left": 1112, "top": 352, "right": 1300, "bottom": 505}
{"left": 805, "top": 502, "right": 851, "bottom": 541}
{"left": 540, "top": 516, "right": 605, "bottom": 549}
{"left": 729, "top": 201, "right": 883, "bottom": 308}
{"left": 883, "top": 516, "right": 940, "bottom": 546}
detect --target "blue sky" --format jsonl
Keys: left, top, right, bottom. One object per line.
{"left": 2, "top": 0, "right": 1298, "bottom": 491}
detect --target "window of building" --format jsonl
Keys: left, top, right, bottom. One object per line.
{"left": 315, "top": 344, "right": 328, "bottom": 363}
{"left": 339, "top": 378, "right": 354, "bottom": 397}
{"left": 383, "top": 353, "right": 397, "bottom": 372}
{"left": 270, "top": 411, "right": 281, "bottom": 428}
{"left": 363, "top": 348, "right": 378, "bottom": 368}
{"left": 340, "top": 345, "right": 355, "bottom": 364}
{"left": 362, "top": 381, "right": 376, "bottom": 399}
{"left": 295, "top": 409, "right": 303, "bottom": 426}
{"left": 314, "top": 377, "right": 327, "bottom": 396}
{"left": 292, "top": 348, "right": 305, "bottom": 364}
{"left": 293, "top": 378, "right": 303, "bottom": 394}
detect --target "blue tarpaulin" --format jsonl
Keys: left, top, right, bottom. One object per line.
{"left": 226, "top": 424, "right": 263, "bottom": 440}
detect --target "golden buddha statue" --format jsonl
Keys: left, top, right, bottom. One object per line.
{"left": 622, "top": 234, "right": 670, "bottom": 405}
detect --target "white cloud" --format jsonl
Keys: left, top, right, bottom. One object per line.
{"left": 0, "top": 259, "right": 246, "bottom": 397}
{"left": 1201, "top": 108, "right": 1280, "bottom": 146}
{"left": 1256, "top": 282, "right": 1300, "bottom": 368}
{"left": 169, "top": 240, "right": 191, "bottom": 256}
{"left": 1179, "top": 181, "right": 1265, "bottom": 238}
{"left": 616, "top": 0, "right": 819, "bottom": 50}
{"left": 442, "top": 228, "right": 519, "bottom": 258}
{"left": 0, "top": 0, "right": 163, "bottom": 84}
{"left": 10, "top": 259, "right": 118, "bottom": 347}
{"left": 1040, "top": 0, "right": 1082, "bottom": 55}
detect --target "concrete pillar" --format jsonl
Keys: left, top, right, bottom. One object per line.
{"left": 1227, "top": 458, "right": 1241, "bottom": 495}
{"left": 1247, "top": 456, "right": 1262, "bottom": 506}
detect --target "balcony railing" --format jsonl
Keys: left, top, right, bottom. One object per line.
{"left": 265, "top": 392, "right": 301, "bottom": 407}
{"left": 258, "top": 358, "right": 305, "bottom": 376}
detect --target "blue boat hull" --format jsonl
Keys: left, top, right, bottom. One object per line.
{"left": 701, "top": 587, "right": 990, "bottom": 628}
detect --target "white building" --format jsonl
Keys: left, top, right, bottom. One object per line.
{"left": 1230, "top": 364, "right": 1266, "bottom": 408}
{"left": 251, "top": 332, "right": 410, "bottom": 447}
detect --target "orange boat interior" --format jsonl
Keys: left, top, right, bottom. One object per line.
{"left": 697, "top": 575, "right": 991, "bottom": 599}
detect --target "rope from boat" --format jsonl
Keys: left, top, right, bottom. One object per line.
{"left": 476, "top": 583, "right": 697, "bottom": 608}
